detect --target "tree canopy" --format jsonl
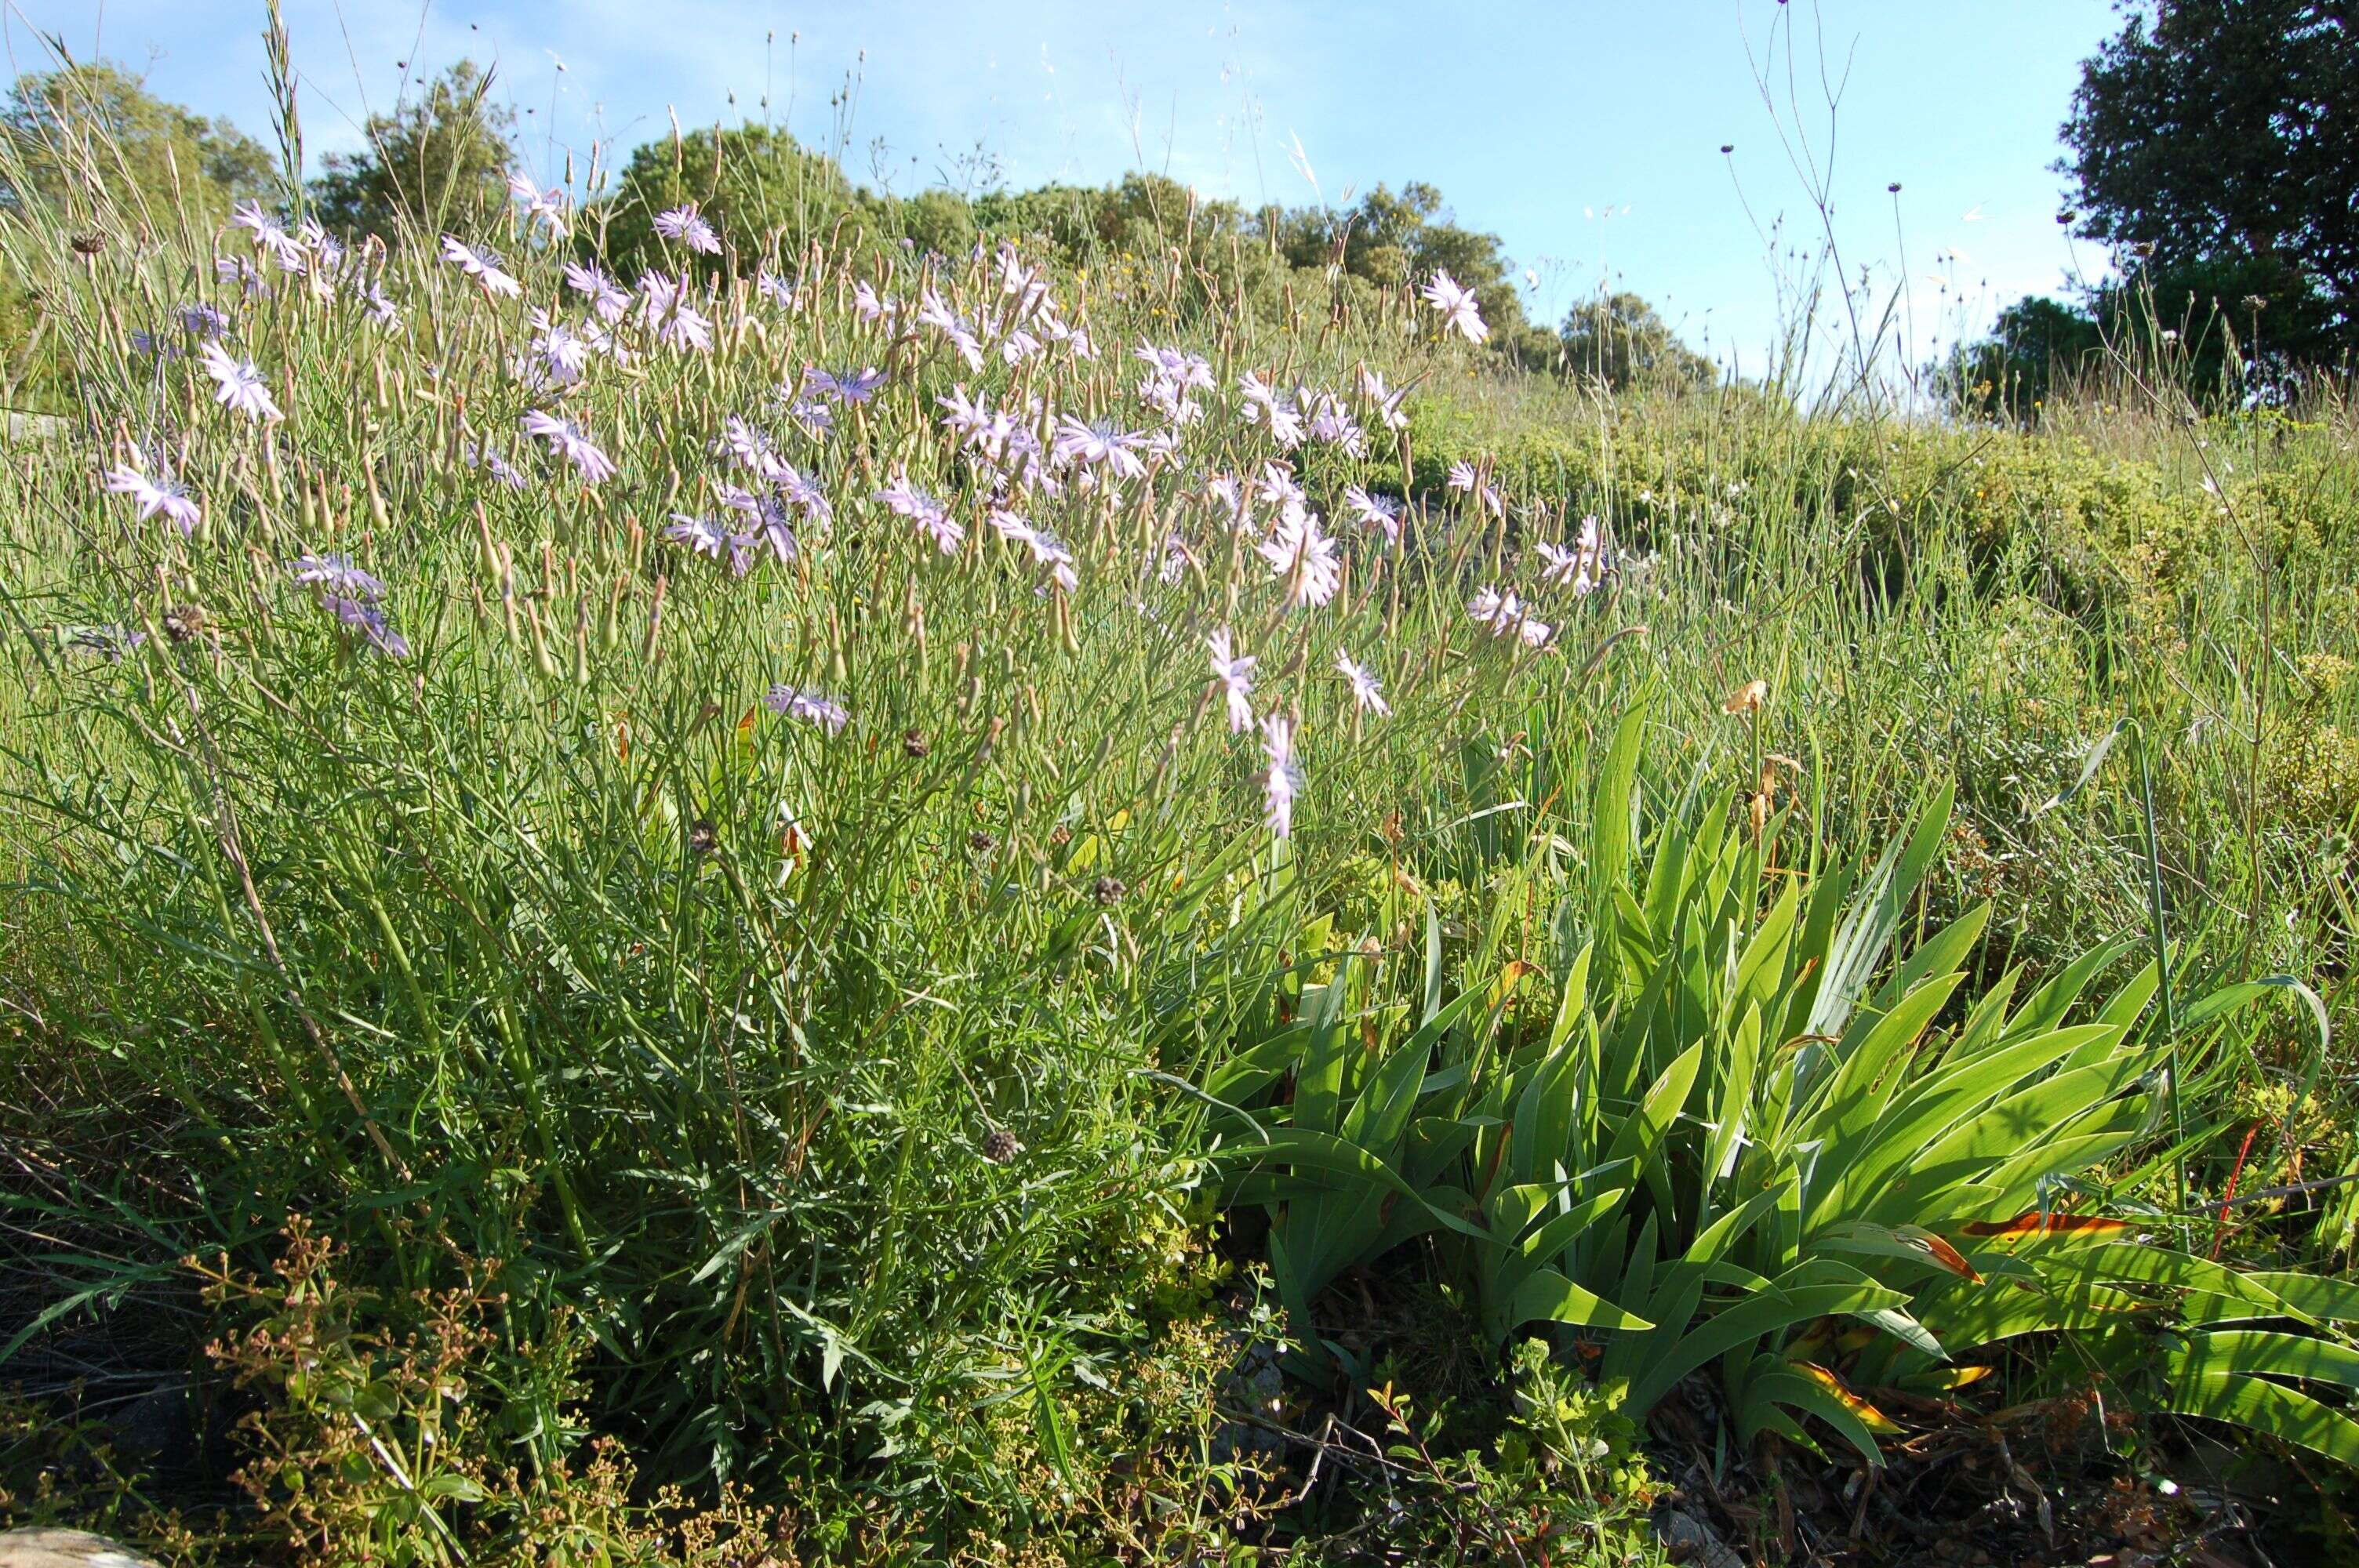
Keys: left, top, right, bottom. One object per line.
{"left": 311, "top": 60, "right": 516, "bottom": 240}
{"left": 0, "top": 61, "right": 274, "bottom": 231}
{"left": 2060, "top": 0, "right": 2356, "bottom": 343}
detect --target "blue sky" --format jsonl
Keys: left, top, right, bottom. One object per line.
{"left": 14, "top": 1, "right": 2121, "bottom": 371}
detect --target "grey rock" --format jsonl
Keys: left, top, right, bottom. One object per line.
{"left": 0, "top": 1530, "right": 162, "bottom": 1568}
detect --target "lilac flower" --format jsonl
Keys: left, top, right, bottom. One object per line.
{"left": 507, "top": 170, "right": 568, "bottom": 231}
{"left": 1304, "top": 391, "right": 1365, "bottom": 456}
{"left": 783, "top": 395, "right": 837, "bottom": 439}
{"left": 64, "top": 624, "right": 146, "bottom": 661}
{"left": 1052, "top": 416, "right": 1148, "bottom": 480}
{"left": 176, "top": 302, "right": 230, "bottom": 338}
{"left": 1207, "top": 630, "right": 1257, "bottom": 733}
{"left": 1469, "top": 587, "right": 1554, "bottom": 648}
{"left": 1208, "top": 474, "right": 1254, "bottom": 533}
{"left": 1335, "top": 652, "right": 1391, "bottom": 717}
{"left": 852, "top": 280, "right": 892, "bottom": 321}
{"left": 1447, "top": 459, "right": 1504, "bottom": 517}
{"left": 775, "top": 468, "right": 832, "bottom": 528}
{"left": 104, "top": 465, "right": 202, "bottom": 534}
{"left": 198, "top": 340, "right": 282, "bottom": 421}
{"left": 1256, "top": 506, "right": 1343, "bottom": 609}
{"left": 1535, "top": 517, "right": 1607, "bottom": 597}
{"left": 997, "top": 327, "right": 1041, "bottom": 366}
{"left": 1238, "top": 372, "right": 1306, "bottom": 448}
{"left": 764, "top": 684, "right": 849, "bottom": 735}
{"left": 360, "top": 281, "right": 402, "bottom": 328}
{"left": 521, "top": 410, "right": 617, "bottom": 485}
{"left": 757, "top": 270, "right": 802, "bottom": 310}
{"left": 1255, "top": 462, "right": 1308, "bottom": 511}
{"left": 440, "top": 235, "right": 522, "bottom": 299}
{"left": 529, "top": 317, "right": 594, "bottom": 387}
{"left": 1039, "top": 310, "right": 1096, "bottom": 359}
{"left": 875, "top": 471, "right": 964, "bottom": 554}
{"left": 1422, "top": 269, "right": 1489, "bottom": 343}
{"left": 464, "top": 441, "right": 529, "bottom": 490}
{"left": 804, "top": 365, "right": 886, "bottom": 405}
{"left": 1357, "top": 365, "right": 1411, "bottom": 432}
{"left": 717, "top": 416, "right": 780, "bottom": 473}
{"left": 666, "top": 511, "right": 736, "bottom": 563}
{"left": 652, "top": 296, "right": 714, "bottom": 354}
{"left": 289, "top": 552, "right": 385, "bottom": 601}
{"left": 216, "top": 256, "right": 270, "bottom": 298}
{"left": 564, "top": 261, "right": 631, "bottom": 323}
{"left": 1261, "top": 713, "right": 1301, "bottom": 840}
{"left": 937, "top": 384, "right": 988, "bottom": 438}
{"left": 231, "top": 200, "right": 308, "bottom": 273}
{"left": 655, "top": 204, "right": 723, "bottom": 255}
{"left": 1343, "top": 485, "right": 1403, "bottom": 544}
{"left": 325, "top": 593, "right": 410, "bottom": 657}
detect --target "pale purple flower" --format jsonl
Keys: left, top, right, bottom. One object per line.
{"left": 564, "top": 261, "right": 631, "bottom": 322}
{"left": 176, "top": 302, "right": 230, "bottom": 339}
{"left": 1469, "top": 587, "right": 1554, "bottom": 648}
{"left": 1422, "top": 268, "right": 1489, "bottom": 343}
{"left": 361, "top": 281, "right": 402, "bottom": 328}
{"left": 997, "top": 327, "right": 1041, "bottom": 366}
{"left": 1304, "top": 390, "right": 1365, "bottom": 456}
{"left": 530, "top": 317, "right": 594, "bottom": 386}
{"left": 852, "top": 280, "right": 892, "bottom": 321}
{"left": 1448, "top": 459, "right": 1504, "bottom": 517}
{"left": 667, "top": 511, "right": 736, "bottom": 564}
{"left": 231, "top": 200, "right": 307, "bottom": 273}
{"left": 440, "top": 235, "right": 522, "bottom": 299}
{"left": 1207, "top": 629, "right": 1257, "bottom": 733}
{"left": 521, "top": 409, "right": 617, "bottom": 485}
{"left": 507, "top": 170, "right": 568, "bottom": 231}
{"left": 1052, "top": 416, "right": 1147, "bottom": 479}
{"left": 776, "top": 469, "right": 832, "bottom": 528}
{"left": 1536, "top": 518, "right": 1607, "bottom": 597}
{"left": 198, "top": 340, "right": 282, "bottom": 421}
{"left": 464, "top": 440, "right": 528, "bottom": 490}
{"left": 289, "top": 552, "right": 385, "bottom": 601}
{"left": 1356, "top": 365, "right": 1410, "bottom": 431}
{"left": 1256, "top": 506, "right": 1343, "bottom": 609}
{"left": 804, "top": 365, "right": 885, "bottom": 405}
{"left": 1261, "top": 713, "right": 1301, "bottom": 840}
{"left": 655, "top": 204, "right": 723, "bottom": 255}
{"left": 104, "top": 465, "right": 202, "bottom": 534}
{"left": 1208, "top": 474, "right": 1254, "bottom": 533}
{"left": 1335, "top": 652, "right": 1391, "bottom": 717}
{"left": 757, "top": 270, "right": 802, "bottom": 310}
{"left": 1343, "top": 485, "right": 1403, "bottom": 545}
{"left": 216, "top": 256, "right": 270, "bottom": 298}
{"left": 764, "top": 684, "right": 849, "bottom": 735}
{"left": 325, "top": 593, "right": 409, "bottom": 657}
{"left": 875, "top": 471, "right": 963, "bottom": 554}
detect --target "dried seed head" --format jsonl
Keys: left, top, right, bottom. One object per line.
{"left": 162, "top": 604, "right": 209, "bottom": 643}
{"left": 902, "top": 727, "right": 930, "bottom": 757}
{"left": 1721, "top": 679, "right": 1768, "bottom": 715}
{"left": 968, "top": 829, "right": 998, "bottom": 853}
{"left": 1091, "top": 874, "right": 1126, "bottom": 906}
{"left": 1049, "top": 824, "right": 1073, "bottom": 848}
{"left": 688, "top": 819, "right": 719, "bottom": 857}
{"left": 71, "top": 230, "right": 107, "bottom": 256}
{"left": 981, "top": 1127, "right": 1022, "bottom": 1165}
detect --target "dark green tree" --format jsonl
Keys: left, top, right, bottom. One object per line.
{"left": 594, "top": 123, "right": 872, "bottom": 274}
{"left": 2061, "top": 0, "right": 2356, "bottom": 352}
{"left": 1937, "top": 295, "right": 2107, "bottom": 422}
{"left": 311, "top": 60, "right": 515, "bottom": 241}
{"left": 0, "top": 61, "right": 273, "bottom": 230}
{"left": 1558, "top": 292, "right": 1715, "bottom": 393}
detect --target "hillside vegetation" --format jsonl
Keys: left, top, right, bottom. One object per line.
{"left": 3, "top": 70, "right": 2359, "bottom": 1568}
